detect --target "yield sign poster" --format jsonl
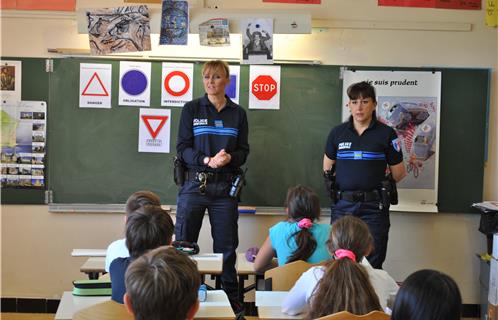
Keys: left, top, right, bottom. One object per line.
{"left": 226, "top": 65, "right": 240, "bottom": 105}
{"left": 79, "top": 63, "right": 112, "bottom": 108}
{"left": 119, "top": 61, "right": 151, "bottom": 107}
{"left": 139, "top": 108, "right": 171, "bottom": 153}
{"left": 249, "top": 65, "right": 281, "bottom": 110}
{"left": 161, "top": 62, "right": 193, "bottom": 107}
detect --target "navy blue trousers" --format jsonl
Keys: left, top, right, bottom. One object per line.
{"left": 330, "top": 199, "right": 390, "bottom": 269}
{"left": 175, "top": 181, "right": 239, "bottom": 302}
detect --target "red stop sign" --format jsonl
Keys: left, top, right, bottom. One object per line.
{"left": 252, "top": 75, "right": 277, "bottom": 100}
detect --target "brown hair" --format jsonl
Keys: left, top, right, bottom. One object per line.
{"left": 125, "top": 205, "right": 174, "bottom": 259}
{"left": 305, "top": 216, "right": 381, "bottom": 319}
{"left": 125, "top": 246, "right": 201, "bottom": 320}
{"left": 202, "top": 60, "right": 230, "bottom": 79}
{"left": 285, "top": 185, "right": 321, "bottom": 263}
{"left": 125, "top": 190, "right": 161, "bottom": 216}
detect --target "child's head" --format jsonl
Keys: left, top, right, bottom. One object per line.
{"left": 347, "top": 81, "right": 377, "bottom": 104}
{"left": 124, "top": 246, "right": 201, "bottom": 320}
{"left": 125, "top": 190, "right": 161, "bottom": 216}
{"left": 328, "top": 215, "right": 373, "bottom": 262}
{"left": 391, "top": 269, "right": 461, "bottom": 320}
{"left": 285, "top": 185, "right": 320, "bottom": 221}
{"left": 306, "top": 216, "right": 380, "bottom": 319}
{"left": 285, "top": 185, "right": 321, "bottom": 263}
{"left": 125, "top": 205, "right": 174, "bottom": 259}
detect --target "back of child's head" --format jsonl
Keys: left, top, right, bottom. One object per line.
{"left": 391, "top": 269, "right": 462, "bottom": 320}
{"left": 125, "top": 190, "right": 161, "bottom": 216}
{"left": 285, "top": 185, "right": 321, "bottom": 263}
{"left": 125, "top": 205, "right": 174, "bottom": 259}
{"left": 347, "top": 81, "right": 377, "bottom": 103}
{"left": 306, "top": 216, "right": 381, "bottom": 319}
{"left": 124, "top": 246, "right": 201, "bottom": 320}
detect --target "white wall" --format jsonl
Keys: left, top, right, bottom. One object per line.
{"left": 1, "top": 0, "right": 496, "bottom": 304}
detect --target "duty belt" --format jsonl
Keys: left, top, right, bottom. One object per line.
{"left": 337, "top": 190, "right": 380, "bottom": 202}
{"left": 186, "top": 171, "right": 234, "bottom": 183}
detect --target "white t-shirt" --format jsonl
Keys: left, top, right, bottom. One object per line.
{"left": 281, "top": 258, "right": 399, "bottom": 315}
{"left": 105, "top": 238, "right": 129, "bottom": 272}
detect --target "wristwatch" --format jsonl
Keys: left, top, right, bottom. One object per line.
{"left": 203, "top": 157, "right": 210, "bottom": 165}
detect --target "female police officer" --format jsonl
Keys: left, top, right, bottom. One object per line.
{"left": 175, "top": 60, "right": 249, "bottom": 313}
{"left": 323, "top": 81, "right": 406, "bottom": 269}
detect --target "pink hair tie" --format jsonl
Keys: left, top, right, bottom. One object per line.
{"left": 335, "top": 249, "right": 356, "bottom": 262}
{"left": 297, "top": 218, "right": 313, "bottom": 229}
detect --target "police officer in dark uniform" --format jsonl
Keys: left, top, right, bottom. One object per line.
{"left": 176, "top": 60, "right": 249, "bottom": 313}
{"left": 323, "top": 81, "right": 406, "bottom": 269}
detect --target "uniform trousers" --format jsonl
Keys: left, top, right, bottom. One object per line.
{"left": 175, "top": 181, "right": 239, "bottom": 302}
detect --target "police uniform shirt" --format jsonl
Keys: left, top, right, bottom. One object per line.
{"left": 177, "top": 94, "right": 249, "bottom": 173}
{"left": 325, "top": 116, "right": 403, "bottom": 191}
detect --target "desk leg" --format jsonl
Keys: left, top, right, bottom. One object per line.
{"left": 238, "top": 275, "right": 248, "bottom": 303}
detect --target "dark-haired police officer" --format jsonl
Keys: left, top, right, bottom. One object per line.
{"left": 323, "top": 81, "right": 406, "bottom": 269}
{"left": 175, "top": 60, "right": 249, "bottom": 314}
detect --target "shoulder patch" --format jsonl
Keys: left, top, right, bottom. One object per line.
{"left": 392, "top": 138, "right": 401, "bottom": 152}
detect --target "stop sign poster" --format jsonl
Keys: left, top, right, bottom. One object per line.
{"left": 119, "top": 61, "right": 151, "bottom": 107}
{"left": 139, "top": 108, "right": 171, "bottom": 153}
{"left": 249, "top": 65, "right": 281, "bottom": 110}
{"left": 161, "top": 62, "right": 194, "bottom": 107}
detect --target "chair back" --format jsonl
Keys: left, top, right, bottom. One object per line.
{"left": 316, "top": 310, "right": 390, "bottom": 320}
{"left": 74, "top": 300, "right": 133, "bottom": 320}
{"left": 263, "top": 260, "right": 314, "bottom": 291}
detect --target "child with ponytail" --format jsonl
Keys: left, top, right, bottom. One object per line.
{"left": 282, "top": 215, "right": 398, "bottom": 318}
{"left": 252, "top": 185, "right": 331, "bottom": 272}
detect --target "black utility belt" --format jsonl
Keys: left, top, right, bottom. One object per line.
{"left": 186, "top": 171, "right": 234, "bottom": 183}
{"left": 337, "top": 190, "right": 380, "bottom": 202}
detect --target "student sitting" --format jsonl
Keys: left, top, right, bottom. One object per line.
{"left": 124, "top": 246, "right": 201, "bottom": 320}
{"left": 282, "top": 215, "right": 398, "bottom": 318}
{"left": 391, "top": 269, "right": 462, "bottom": 320}
{"left": 110, "top": 204, "right": 174, "bottom": 304}
{"left": 105, "top": 190, "right": 161, "bottom": 272}
{"left": 252, "top": 185, "right": 331, "bottom": 272}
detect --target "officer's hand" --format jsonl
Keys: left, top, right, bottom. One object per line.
{"left": 211, "top": 149, "right": 231, "bottom": 167}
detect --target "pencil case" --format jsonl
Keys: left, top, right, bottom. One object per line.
{"left": 72, "top": 279, "right": 112, "bottom": 296}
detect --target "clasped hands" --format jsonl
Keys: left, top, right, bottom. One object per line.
{"left": 207, "top": 149, "right": 231, "bottom": 168}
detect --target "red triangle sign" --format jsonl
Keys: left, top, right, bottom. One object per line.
{"left": 141, "top": 115, "right": 169, "bottom": 139}
{"left": 82, "top": 72, "right": 109, "bottom": 96}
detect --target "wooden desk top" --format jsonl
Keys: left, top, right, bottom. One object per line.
{"left": 80, "top": 253, "right": 223, "bottom": 275}
{"left": 256, "top": 291, "right": 301, "bottom": 320}
{"left": 55, "top": 290, "right": 234, "bottom": 319}
{"left": 72, "top": 249, "right": 107, "bottom": 257}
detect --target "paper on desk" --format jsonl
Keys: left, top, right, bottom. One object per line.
{"left": 472, "top": 201, "right": 498, "bottom": 212}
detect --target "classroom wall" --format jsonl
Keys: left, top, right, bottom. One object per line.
{"left": 1, "top": 0, "right": 497, "bottom": 304}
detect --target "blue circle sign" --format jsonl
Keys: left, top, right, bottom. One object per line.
{"left": 121, "top": 70, "right": 148, "bottom": 96}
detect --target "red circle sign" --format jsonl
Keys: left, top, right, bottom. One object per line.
{"left": 251, "top": 75, "right": 277, "bottom": 100}
{"left": 164, "top": 71, "right": 190, "bottom": 97}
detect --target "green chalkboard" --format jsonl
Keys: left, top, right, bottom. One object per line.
{"left": 43, "top": 58, "right": 489, "bottom": 212}
{"left": 1, "top": 57, "right": 49, "bottom": 204}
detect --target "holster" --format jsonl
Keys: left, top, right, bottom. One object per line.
{"left": 324, "top": 165, "right": 338, "bottom": 204}
{"left": 173, "top": 156, "right": 186, "bottom": 186}
{"left": 379, "top": 173, "right": 398, "bottom": 207}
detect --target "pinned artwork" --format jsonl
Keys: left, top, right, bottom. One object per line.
{"left": 199, "top": 18, "right": 230, "bottom": 46}
{"left": 0, "top": 60, "right": 21, "bottom": 102}
{"left": 241, "top": 19, "right": 274, "bottom": 65}
{"left": 160, "top": 0, "right": 189, "bottom": 45}
{"left": 86, "top": 5, "right": 151, "bottom": 55}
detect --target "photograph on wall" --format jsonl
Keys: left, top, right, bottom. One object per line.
{"left": 86, "top": 5, "right": 151, "bottom": 55}
{"left": 0, "top": 60, "right": 22, "bottom": 102}
{"left": 241, "top": 18, "right": 274, "bottom": 65}
{"left": 0, "top": 100, "right": 46, "bottom": 188}
{"left": 199, "top": 18, "right": 230, "bottom": 46}
{"left": 160, "top": 0, "right": 188, "bottom": 45}
{"left": 342, "top": 70, "right": 441, "bottom": 212}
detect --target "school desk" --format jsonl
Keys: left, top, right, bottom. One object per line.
{"left": 55, "top": 290, "right": 235, "bottom": 319}
{"left": 79, "top": 254, "right": 224, "bottom": 287}
{"left": 71, "top": 249, "right": 107, "bottom": 257}
{"left": 256, "top": 291, "right": 301, "bottom": 319}
{"left": 236, "top": 252, "right": 265, "bottom": 303}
